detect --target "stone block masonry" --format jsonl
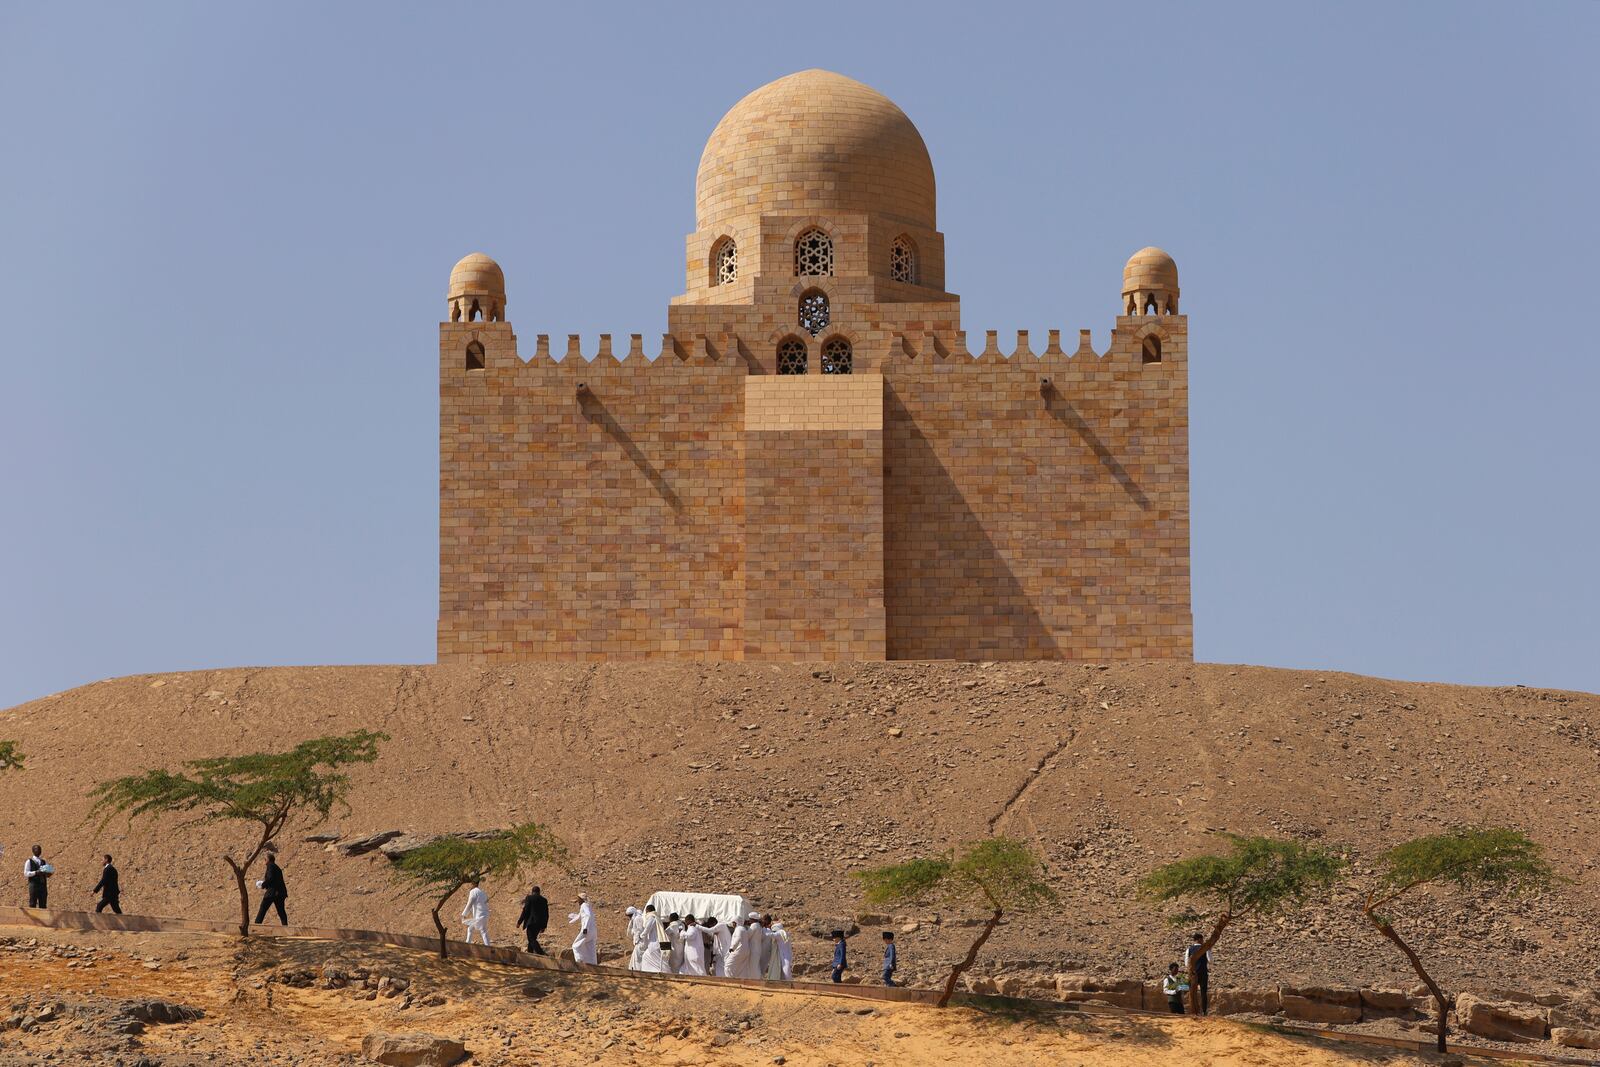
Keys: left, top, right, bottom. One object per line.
{"left": 436, "top": 69, "right": 1192, "bottom": 663}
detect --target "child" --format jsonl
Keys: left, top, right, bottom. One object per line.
{"left": 881, "top": 930, "right": 897, "bottom": 987}
{"left": 830, "top": 929, "right": 848, "bottom": 983}
{"left": 1162, "top": 962, "right": 1190, "bottom": 1014}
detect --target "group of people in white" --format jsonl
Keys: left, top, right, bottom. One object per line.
{"left": 622, "top": 903, "right": 793, "bottom": 980}
{"left": 456, "top": 886, "right": 793, "bottom": 981}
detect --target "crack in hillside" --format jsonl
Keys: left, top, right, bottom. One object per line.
{"left": 989, "top": 727, "right": 1077, "bottom": 834}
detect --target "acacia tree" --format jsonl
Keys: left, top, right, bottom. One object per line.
{"left": 1139, "top": 833, "right": 1346, "bottom": 1014}
{"left": 0, "top": 742, "right": 23, "bottom": 772}
{"left": 1364, "top": 827, "right": 1558, "bottom": 1053}
{"left": 89, "top": 730, "right": 386, "bottom": 935}
{"left": 388, "top": 824, "right": 573, "bottom": 959}
{"left": 852, "top": 837, "right": 1054, "bottom": 1007}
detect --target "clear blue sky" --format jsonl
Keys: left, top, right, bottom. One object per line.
{"left": 2, "top": 1, "right": 1596, "bottom": 708}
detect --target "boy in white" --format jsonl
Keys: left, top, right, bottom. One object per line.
{"left": 460, "top": 878, "right": 490, "bottom": 945}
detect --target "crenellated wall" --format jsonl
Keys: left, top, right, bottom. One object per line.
{"left": 438, "top": 317, "right": 1191, "bottom": 663}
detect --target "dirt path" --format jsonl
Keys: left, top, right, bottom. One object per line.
{"left": 0, "top": 925, "right": 1445, "bottom": 1066}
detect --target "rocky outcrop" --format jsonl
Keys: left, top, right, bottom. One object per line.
{"left": 1454, "top": 993, "right": 1548, "bottom": 1042}
{"left": 123, "top": 999, "right": 204, "bottom": 1025}
{"left": 337, "top": 831, "right": 404, "bottom": 857}
{"left": 377, "top": 830, "right": 505, "bottom": 862}
{"left": 1357, "top": 988, "right": 1414, "bottom": 1018}
{"left": 1054, "top": 975, "right": 1144, "bottom": 1010}
{"left": 1279, "top": 985, "right": 1361, "bottom": 1024}
{"left": 1211, "top": 987, "right": 1281, "bottom": 1016}
{"left": 361, "top": 1031, "right": 468, "bottom": 1066}
{"left": 1553, "top": 1027, "right": 1600, "bottom": 1050}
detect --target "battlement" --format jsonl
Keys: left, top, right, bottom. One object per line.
{"left": 437, "top": 70, "right": 1190, "bottom": 665}
{"left": 439, "top": 320, "right": 1187, "bottom": 376}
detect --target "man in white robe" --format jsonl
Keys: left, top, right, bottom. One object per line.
{"left": 680, "top": 917, "right": 708, "bottom": 976}
{"left": 740, "top": 914, "right": 767, "bottom": 980}
{"left": 757, "top": 915, "right": 775, "bottom": 978}
{"left": 624, "top": 906, "right": 645, "bottom": 970}
{"left": 568, "top": 893, "right": 597, "bottom": 965}
{"left": 667, "top": 913, "right": 686, "bottom": 974}
{"left": 713, "top": 920, "right": 734, "bottom": 977}
{"left": 638, "top": 905, "right": 671, "bottom": 973}
{"left": 459, "top": 878, "right": 490, "bottom": 945}
{"left": 766, "top": 919, "right": 792, "bottom": 981}
{"left": 724, "top": 919, "right": 752, "bottom": 979}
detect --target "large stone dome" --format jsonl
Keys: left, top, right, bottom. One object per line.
{"left": 695, "top": 70, "right": 936, "bottom": 233}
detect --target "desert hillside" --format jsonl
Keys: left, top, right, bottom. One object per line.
{"left": 1, "top": 660, "right": 1596, "bottom": 999}
{"left": 0, "top": 925, "right": 1447, "bottom": 1066}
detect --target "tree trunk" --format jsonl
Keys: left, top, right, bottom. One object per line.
{"left": 432, "top": 902, "right": 449, "bottom": 960}
{"left": 1188, "top": 912, "right": 1230, "bottom": 1016}
{"left": 1366, "top": 910, "right": 1447, "bottom": 1053}
{"left": 432, "top": 884, "right": 463, "bottom": 960}
{"left": 224, "top": 857, "right": 250, "bottom": 938}
{"left": 938, "top": 909, "right": 1002, "bottom": 1008}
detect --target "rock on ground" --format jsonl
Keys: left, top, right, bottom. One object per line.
{"left": 1454, "top": 993, "right": 1548, "bottom": 1042}
{"left": 361, "top": 1030, "right": 469, "bottom": 1066}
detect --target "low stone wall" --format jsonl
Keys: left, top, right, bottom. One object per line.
{"left": 0, "top": 906, "right": 938, "bottom": 1006}
{"left": 961, "top": 968, "right": 1600, "bottom": 1049}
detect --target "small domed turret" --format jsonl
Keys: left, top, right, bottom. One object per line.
{"left": 448, "top": 252, "right": 506, "bottom": 323}
{"left": 1122, "top": 247, "right": 1179, "bottom": 315}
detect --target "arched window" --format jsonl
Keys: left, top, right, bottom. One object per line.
{"left": 451, "top": 299, "right": 462, "bottom": 322}
{"left": 890, "top": 235, "right": 917, "bottom": 284}
{"left": 465, "top": 340, "right": 485, "bottom": 370}
{"left": 1141, "top": 334, "right": 1162, "bottom": 364}
{"left": 794, "top": 228, "right": 834, "bottom": 276}
{"left": 777, "top": 337, "right": 807, "bottom": 375}
{"left": 798, "top": 289, "right": 830, "bottom": 337}
{"left": 712, "top": 237, "right": 738, "bottom": 286}
{"left": 469, "top": 299, "right": 483, "bottom": 322}
{"left": 821, "top": 337, "right": 853, "bottom": 375}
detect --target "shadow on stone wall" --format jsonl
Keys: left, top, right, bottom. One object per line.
{"left": 579, "top": 395, "right": 683, "bottom": 512}
{"left": 1044, "top": 395, "right": 1151, "bottom": 510}
{"left": 884, "top": 387, "right": 1056, "bottom": 660}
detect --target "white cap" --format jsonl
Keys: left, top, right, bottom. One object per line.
{"left": 625, "top": 906, "right": 637, "bottom": 914}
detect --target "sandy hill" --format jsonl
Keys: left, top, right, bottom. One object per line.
{"left": 1, "top": 661, "right": 1596, "bottom": 998}
{"left": 0, "top": 925, "right": 1436, "bottom": 1066}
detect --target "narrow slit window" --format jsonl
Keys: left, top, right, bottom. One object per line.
{"left": 890, "top": 235, "right": 917, "bottom": 284}
{"left": 466, "top": 340, "right": 486, "bottom": 370}
{"left": 713, "top": 238, "right": 738, "bottom": 286}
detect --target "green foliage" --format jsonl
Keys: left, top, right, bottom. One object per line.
{"left": 854, "top": 837, "right": 1054, "bottom": 912}
{"left": 1138, "top": 833, "right": 1347, "bottom": 923}
{"left": 88, "top": 730, "right": 387, "bottom": 833}
{"left": 1370, "top": 827, "right": 1558, "bottom": 906}
{"left": 390, "top": 823, "right": 573, "bottom": 901}
{"left": 0, "top": 741, "right": 22, "bottom": 772}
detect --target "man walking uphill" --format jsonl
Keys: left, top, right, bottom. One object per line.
{"left": 91, "top": 854, "right": 121, "bottom": 914}
{"left": 254, "top": 853, "right": 288, "bottom": 926}
{"left": 517, "top": 884, "right": 549, "bottom": 954}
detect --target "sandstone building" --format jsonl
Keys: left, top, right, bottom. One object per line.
{"left": 439, "top": 70, "right": 1190, "bottom": 663}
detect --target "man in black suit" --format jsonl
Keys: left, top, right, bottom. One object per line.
{"left": 91, "top": 854, "right": 121, "bottom": 914}
{"left": 23, "top": 845, "right": 52, "bottom": 908}
{"left": 516, "top": 884, "right": 549, "bottom": 954}
{"left": 254, "top": 853, "right": 289, "bottom": 926}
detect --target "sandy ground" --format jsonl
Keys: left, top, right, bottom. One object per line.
{"left": 0, "top": 925, "right": 1458, "bottom": 1066}
{"left": 0, "top": 659, "right": 1596, "bottom": 1001}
